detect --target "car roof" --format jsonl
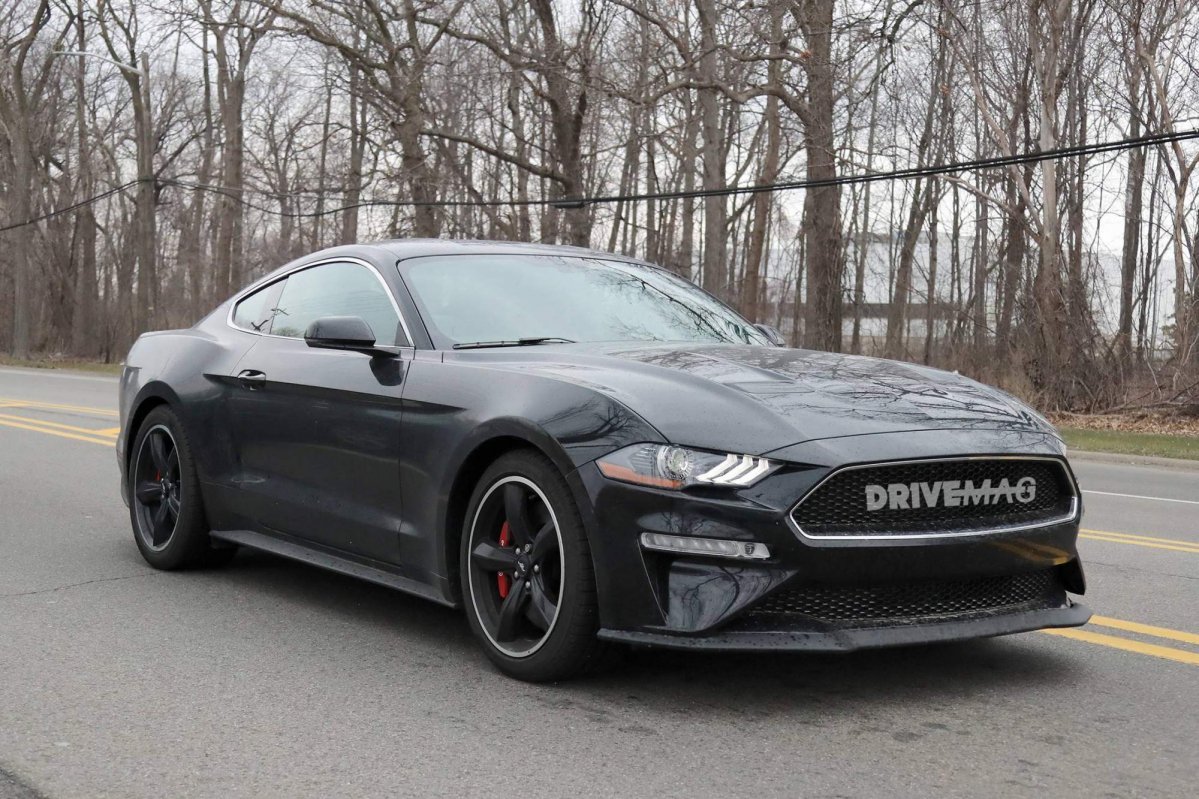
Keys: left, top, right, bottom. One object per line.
{"left": 374, "top": 238, "right": 651, "bottom": 263}
{"left": 248, "top": 239, "right": 662, "bottom": 295}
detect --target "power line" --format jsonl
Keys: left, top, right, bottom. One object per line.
{"left": 2, "top": 128, "right": 1197, "bottom": 231}
{"left": 585, "top": 128, "right": 1199, "bottom": 206}
{"left": 163, "top": 128, "right": 1199, "bottom": 211}
{"left": 0, "top": 180, "right": 139, "bottom": 234}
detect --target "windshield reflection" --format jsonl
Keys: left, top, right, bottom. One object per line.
{"left": 401, "top": 254, "right": 768, "bottom": 348}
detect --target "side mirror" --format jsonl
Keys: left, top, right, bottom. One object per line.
{"left": 304, "top": 316, "right": 396, "bottom": 356}
{"left": 754, "top": 323, "right": 786, "bottom": 347}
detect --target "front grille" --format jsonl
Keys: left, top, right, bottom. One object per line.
{"left": 791, "top": 457, "right": 1076, "bottom": 537}
{"left": 743, "top": 569, "right": 1061, "bottom": 628}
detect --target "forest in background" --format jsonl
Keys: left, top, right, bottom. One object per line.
{"left": 1, "top": 0, "right": 1198, "bottom": 412}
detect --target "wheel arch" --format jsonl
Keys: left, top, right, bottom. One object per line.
{"left": 441, "top": 425, "right": 579, "bottom": 605}
{"left": 123, "top": 384, "right": 182, "bottom": 471}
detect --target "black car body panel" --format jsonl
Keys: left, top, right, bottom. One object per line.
{"left": 118, "top": 240, "right": 1089, "bottom": 650}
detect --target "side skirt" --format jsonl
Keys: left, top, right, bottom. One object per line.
{"left": 210, "top": 528, "right": 459, "bottom": 608}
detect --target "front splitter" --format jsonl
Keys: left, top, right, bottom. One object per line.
{"left": 598, "top": 602, "right": 1093, "bottom": 652}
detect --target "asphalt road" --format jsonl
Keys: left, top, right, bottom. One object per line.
{"left": 1, "top": 365, "right": 1196, "bottom": 798}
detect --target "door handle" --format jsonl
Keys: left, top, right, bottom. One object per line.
{"left": 237, "top": 369, "right": 267, "bottom": 390}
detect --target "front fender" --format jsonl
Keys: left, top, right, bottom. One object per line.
{"left": 400, "top": 356, "right": 665, "bottom": 599}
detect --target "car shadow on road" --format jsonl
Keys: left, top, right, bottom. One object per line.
{"left": 200, "top": 548, "right": 1082, "bottom": 715}
{"left": 594, "top": 637, "right": 1077, "bottom": 708}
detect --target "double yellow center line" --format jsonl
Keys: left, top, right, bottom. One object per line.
{"left": 1080, "top": 528, "right": 1199, "bottom": 554}
{"left": 1042, "top": 615, "right": 1199, "bottom": 666}
{"left": 0, "top": 398, "right": 118, "bottom": 447}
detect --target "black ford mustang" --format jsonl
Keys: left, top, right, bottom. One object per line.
{"left": 118, "top": 240, "right": 1090, "bottom": 681}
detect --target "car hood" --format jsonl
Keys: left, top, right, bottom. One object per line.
{"left": 466, "top": 342, "right": 1057, "bottom": 457}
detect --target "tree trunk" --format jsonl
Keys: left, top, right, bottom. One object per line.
{"left": 995, "top": 168, "right": 1029, "bottom": 362}
{"left": 885, "top": 178, "right": 930, "bottom": 360}
{"left": 677, "top": 95, "right": 698, "bottom": 280}
{"left": 529, "top": 0, "right": 590, "bottom": 247}
{"left": 742, "top": 2, "right": 783, "bottom": 323}
{"left": 696, "top": 0, "right": 727, "bottom": 299}
{"left": 972, "top": 185, "right": 988, "bottom": 353}
{"left": 343, "top": 61, "right": 366, "bottom": 243}
{"left": 1031, "top": 1, "right": 1066, "bottom": 401}
{"left": 924, "top": 182, "right": 939, "bottom": 364}
{"left": 1115, "top": 92, "right": 1143, "bottom": 363}
{"left": 69, "top": 8, "right": 97, "bottom": 355}
{"left": 127, "top": 54, "right": 157, "bottom": 337}
{"left": 851, "top": 46, "right": 884, "bottom": 355}
{"left": 798, "top": 0, "right": 842, "bottom": 352}
{"left": 7, "top": 123, "right": 35, "bottom": 358}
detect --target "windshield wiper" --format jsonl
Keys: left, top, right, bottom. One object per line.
{"left": 452, "top": 336, "right": 576, "bottom": 350}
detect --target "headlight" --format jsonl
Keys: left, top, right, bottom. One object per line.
{"left": 596, "top": 444, "right": 778, "bottom": 490}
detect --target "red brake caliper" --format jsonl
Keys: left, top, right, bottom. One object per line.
{"left": 497, "top": 521, "right": 512, "bottom": 599}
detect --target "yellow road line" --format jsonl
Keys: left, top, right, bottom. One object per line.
{"left": 1079, "top": 532, "right": 1199, "bottom": 555}
{"left": 0, "top": 412, "right": 118, "bottom": 438}
{"left": 1040, "top": 627, "right": 1199, "bottom": 666}
{"left": 0, "top": 417, "right": 114, "bottom": 446}
{"left": 1081, "top": 535, "right": 1199, "bottom": 554}
{"left": 0, "top": 397, "right": 117, "bottom": 417}
{"left": 1082, "top": 528, "right": 1199, "bottom": 548}
{"left": 1089, "top": 615, "right": 1199, "bottom": 647}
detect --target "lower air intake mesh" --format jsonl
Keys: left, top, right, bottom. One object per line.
{"left": 745, "top": 569, "right": 1061, "bottom": 626}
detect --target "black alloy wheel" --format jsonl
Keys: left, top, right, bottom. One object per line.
{"left": 462, "top": 450, "right": 608, "bottom": 681}
{"left": 127, "top": 405, "right": 235, "bottom": 570}
{"left": 132, "top": 424, "right": 182, "bottom": 551}
{"left": 468, "top": 476, "right": 565, "bottom": 657}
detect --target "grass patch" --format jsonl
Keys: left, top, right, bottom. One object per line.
{"left": 1059, "top": 427, "right": 1199, "bottom": 461}
{"left": 0, "top": 356, "right": 123, "bottom": 375}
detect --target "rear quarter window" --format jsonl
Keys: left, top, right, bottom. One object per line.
{"left": 232, "top": 281, "right": 283, "bottom": 332}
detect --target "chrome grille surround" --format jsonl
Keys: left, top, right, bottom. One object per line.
{"left": 789, "top": 455, "right": 1079, "bottom": 541}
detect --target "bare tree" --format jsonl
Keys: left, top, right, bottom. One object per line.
{"left": 0, "top": 0, "right": 1195, "bottom": 413}
{"left": 0, "top": 0, "right": 62, "bottom": 358}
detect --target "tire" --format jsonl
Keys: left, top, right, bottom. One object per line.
{"left": 460, "top": 449, "right": 608, "bottom": 681}
{"left": 127, "top": 405, "right": 235, "bottom": 570}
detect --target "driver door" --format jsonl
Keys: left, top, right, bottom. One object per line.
{"left": 227, "top": 259, "right": 412, "bottom": 565}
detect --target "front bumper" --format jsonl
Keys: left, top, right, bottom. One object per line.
{"left": 570, "top": 432, "right": 1090, "bottom": 651}
{"left": 599, "top": 601, "right": 1092, "bottom": 652}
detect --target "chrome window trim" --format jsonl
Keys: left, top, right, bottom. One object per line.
{"left": 226, "top": 256, "right": 414, "bottom": 347}
{"left": 787, "top": 455, "right": 1081, "bottom": 541}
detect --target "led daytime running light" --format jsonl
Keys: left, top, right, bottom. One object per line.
{"left": 640, "top": 532, "right": 771, "bottom": 560}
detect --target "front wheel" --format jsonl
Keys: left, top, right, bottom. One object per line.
{"left": 128, "top": 405, "right": 234, "bottom": 570}
{"left": 461, "top": 450, "right": 608, "bottom": 681}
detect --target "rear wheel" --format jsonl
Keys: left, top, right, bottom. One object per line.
{"left": 128, "top": 406, "right": 234, "bottom": 570}
{"left": 461, "top": 450, "right": 607, "bottom": 681}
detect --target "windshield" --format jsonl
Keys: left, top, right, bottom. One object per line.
{"left": 400, "top": 254, "right": 769, "bottom": 348}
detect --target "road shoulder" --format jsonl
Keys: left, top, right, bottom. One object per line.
{"left": 1068, "top": 449, "right": 1199, "bottom": 472}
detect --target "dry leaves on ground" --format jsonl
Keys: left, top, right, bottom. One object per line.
{"left": 1048, "top": 411, "right": 1199, "bottom": 436}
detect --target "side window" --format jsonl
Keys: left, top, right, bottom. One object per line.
{"left": 269, "top": 262, "right": 404, "bottom": 346}
{"left": 232, "top": 281, "right": 284, "bottom": 333}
